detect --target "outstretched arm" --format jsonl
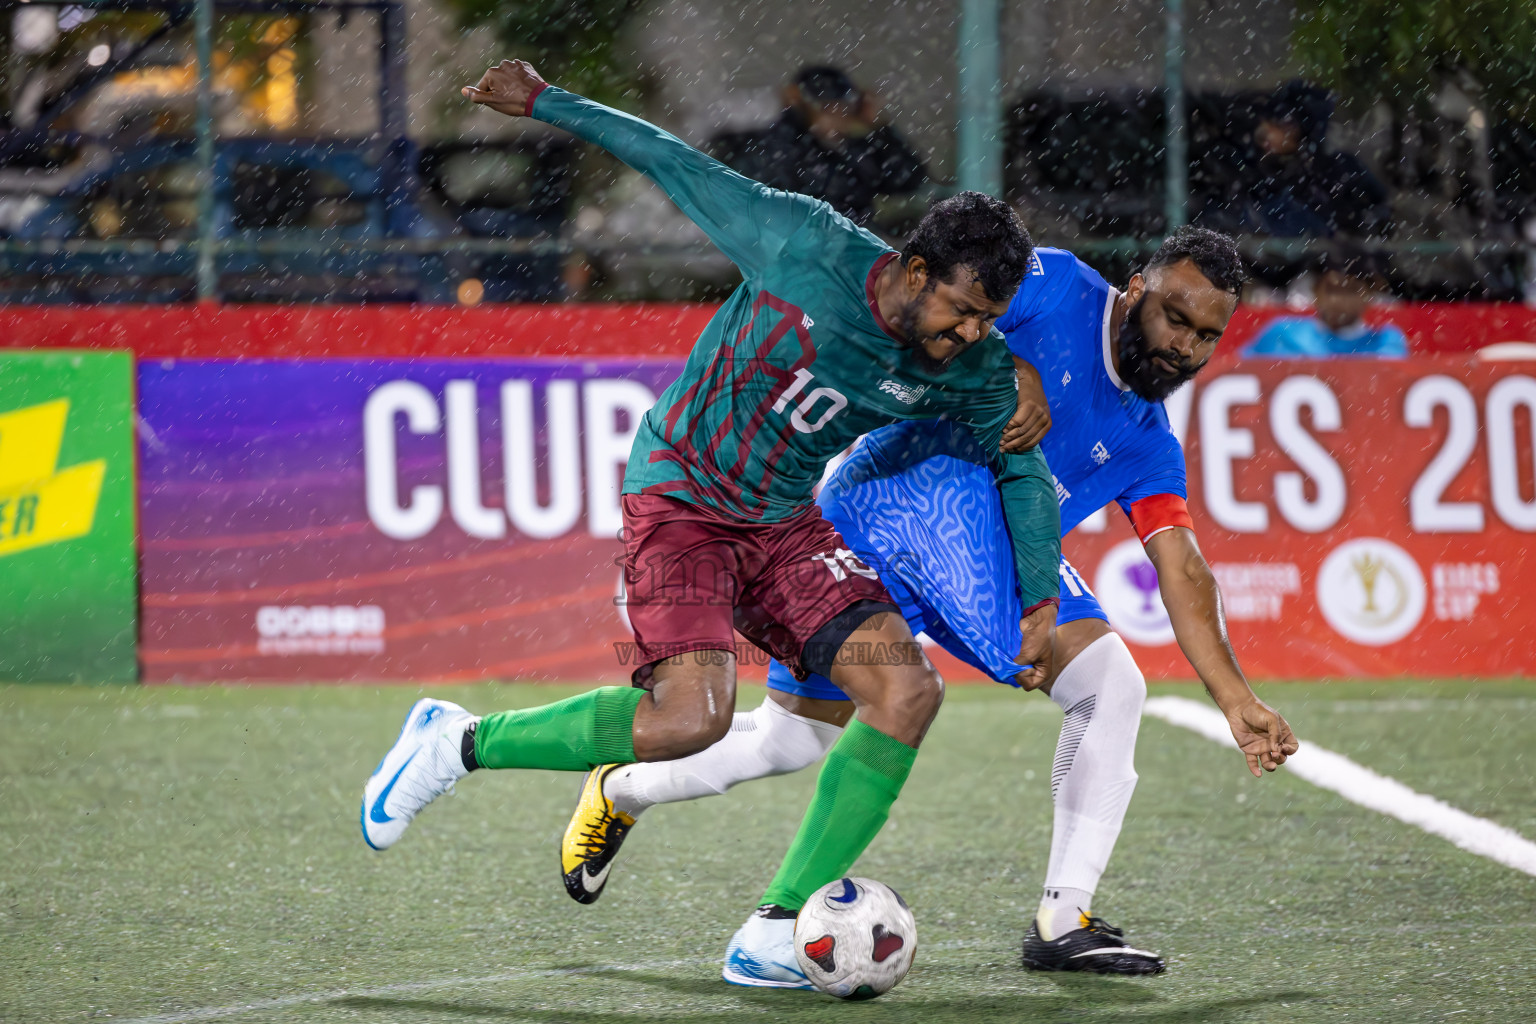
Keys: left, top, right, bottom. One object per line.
{"left": 1144, "top": 525, "right": 1299, "bottom": 776}
{"left": 463, "top": 60, "right": 811, "bottom": 273}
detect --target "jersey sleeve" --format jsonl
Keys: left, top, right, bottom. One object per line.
{"left": 531, "top": 86, "right": 814, "bottom": 275}
{"left": 1114, "top": 441, "right": 1191, "bottom": 542}
{"left": 954, "top": 354, "right": 1062, "bottom": 610}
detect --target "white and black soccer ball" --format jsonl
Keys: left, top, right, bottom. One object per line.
{"left": 793, "top": 877, "right": 917, "bottom": 1000}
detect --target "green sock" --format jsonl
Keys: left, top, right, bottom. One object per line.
{"left": 473, "top": 686, "right": 643, "bottom": 771}
{"left": 759, "top": 718, "right": 917, "bottom": 911}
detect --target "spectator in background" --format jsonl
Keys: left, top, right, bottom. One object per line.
{"left": 1245, "top": 249, "right": 1408, "bottom": 358}
{"left": 708, "top": 66, "right": 927, "bottom": 227}
{"left": 1199, "top": 81, "right": 1389, "bottom": 239}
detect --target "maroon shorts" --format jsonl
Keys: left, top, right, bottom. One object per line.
{"left": 620, "top": 493, "right": 895, "bottom": 682}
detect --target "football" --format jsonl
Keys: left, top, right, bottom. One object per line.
{"left": 793, "top": 877, "right": 917, "bottom": 999}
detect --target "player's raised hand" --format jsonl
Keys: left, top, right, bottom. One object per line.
{"left": 1224, "top": 697, "right": 1299, "bottom": 777}
{"left": 1002, "top": 357, "right": 1051, "bottom": 453}
{"left": 462, "top": 59, "right": 547, "bottom": 118}
{"left": 1012, "top": 601, "right": 1057, "bottom": 691}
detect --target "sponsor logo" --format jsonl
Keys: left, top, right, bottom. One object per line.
{"left": 1091, "top": 441, "right": 1111, "bottom": 465}
{"left": 1052, "top": 474, "right": 1071, "bottom": 506}
{"left": 257, "top": 604, "right": 386, "bottom": 655}
{"left": 580, "top": 862, "right": 613, "bottom": 893}
{"left": 0, "top": 399, "right": 106, "bottom": 559}
{"left": 877, "top": 379, "right": 929, "bottom": 405}
{"left": 368, "top": 751, "right": 417, "bottom": 824}
{"left": 1210, "top": 562, "right": 1302, "bottom": 621}
{"left": 1092, "top": 539, "right": 1175, "bottom": 646}
{"left": 1315, "top": 538, "right": 1426, "bottom": 645}
{"left": 1432, "top": 562, "right": 1499, "bottom": 622}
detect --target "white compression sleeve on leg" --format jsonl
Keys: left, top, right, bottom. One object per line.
{"left": 1042, "top": 632, "right": 1146, "bottom": 901}
{"left": 606, "top": 696, "right": 843, "bottom": 817}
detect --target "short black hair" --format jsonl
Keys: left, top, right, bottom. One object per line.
{"left": 794, "top": 66, "right": 859, "bottom": 103}
{"left": 902, "top": 191, "right": 1034, "bottom": 303}
{"left": 1146, "top": 225, "right": 1247, "bottom": 296}
{"left": 1316, "top": 243, "right": 1388, "bottom": 284}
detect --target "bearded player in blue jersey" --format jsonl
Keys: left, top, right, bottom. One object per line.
{"left": 562, "top": 225, "right": 1299, "bottom": 984}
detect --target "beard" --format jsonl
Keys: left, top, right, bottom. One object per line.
{"left": 893, "top": 290, "right": 964, "bottom": 375}
{"left": 1116, "top": 295, "right": 1203, "bottom": 403}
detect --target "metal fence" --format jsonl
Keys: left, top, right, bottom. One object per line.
{"left": 1, "top": 0, "right": 1529, "bottom": 303}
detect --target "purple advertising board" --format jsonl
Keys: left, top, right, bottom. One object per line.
{"left": 138, "top": 358, "right": 684, "bottom": 682}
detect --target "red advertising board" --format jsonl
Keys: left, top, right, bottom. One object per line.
{"left": 4, "top": 299, "right": 1536, "bottom": 358}
{"left": 1065, "top": 355, "right": 1535, "bottom": 678}
{"left": 8, "top": 302, "right": 1527, "bottom": 682}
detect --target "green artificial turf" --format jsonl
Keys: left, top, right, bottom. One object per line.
{"left": 1, "top": 679, "right": 1533, "bottom": 1023}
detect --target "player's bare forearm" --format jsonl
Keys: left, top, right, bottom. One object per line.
{"left": 1146, "top": 527, "right": 1299, "bottom": 776}
{"left": 1151, "top": 533, "right": 1247, "bottom": 710}
{"left": 1001, "top": 356, "right": 1050, "bottom": 453}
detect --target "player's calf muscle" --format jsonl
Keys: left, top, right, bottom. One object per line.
{"left": 633, "top": 656, "right": 737, "bottom": 760}
{"left": 837, "top": 663, "right": 941, "bottom": 746}
{"left": 830, "top": 631, "right": 943, "bottom": 746}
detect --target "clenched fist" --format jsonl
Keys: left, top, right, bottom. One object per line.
{"left": 462, "top": 59, "right": 547, "bottom": 118}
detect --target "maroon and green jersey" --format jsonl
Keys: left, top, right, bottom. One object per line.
{"left": 530, "top": 86, "right": 1061, "bottom": 607}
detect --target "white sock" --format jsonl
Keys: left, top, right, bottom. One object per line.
{"left": 605, "top": 696, "right": 843, "bottom": 818}
{"left": 1035, "top": 632, "right": 1145, "bottom": 941}
{"left": 1038, "top": 885, "right": 1095, "bottom": 941}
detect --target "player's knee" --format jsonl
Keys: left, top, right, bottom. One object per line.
{"left": 673, "top": 687, "right": 735, "bottom": 751}
{"left": 700, "top": 698, "right": 735, "bottom": 747}
{"left": 645, "top": 663, "right": 738, "bottom": 758}
{"left": 889, "top": 663, "right": 945, "bottom": 728}
{"left": 1100, "top": 633, "right": 1146, "bottom": 716}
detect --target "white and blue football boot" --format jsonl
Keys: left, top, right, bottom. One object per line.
{"left": 721, "top": 905, "right": 814, "bottom": 989}
{"left": 361, "top": 698, "right": 477, "bottom": 850}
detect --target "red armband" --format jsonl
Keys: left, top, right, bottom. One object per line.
{"left": 524, "top": 82, "right": 550, "bottom": 117}
{"left": 1021, "top": 597, "right": 1060, "bottom": 617}
{"left": 1126, "top": 494, "right": 1193, "bottom": 543}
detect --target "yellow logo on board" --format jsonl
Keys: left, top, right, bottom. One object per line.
{"left": 0, "top": 399, "right": 106, "bottom": 558}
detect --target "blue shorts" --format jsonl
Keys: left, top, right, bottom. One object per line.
{"left": 767, "top": 552, "right": 1107, "bottom": 702}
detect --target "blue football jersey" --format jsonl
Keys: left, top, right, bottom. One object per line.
{"left": 998, "top": 248, "right": 1188, "bottom": 535}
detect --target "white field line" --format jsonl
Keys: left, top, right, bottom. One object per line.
{"left": 111, "top": 959, "right": 705, "bottom": 1024}
{"left": 1144, "top": 695, "right": 1536, "bottom": 877}
{"left": 1322, "top": 698, "right": 1536, "bottom": 714}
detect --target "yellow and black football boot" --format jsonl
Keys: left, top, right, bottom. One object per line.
{"left": 561, "top": 764, "right": 636, "bottom": 904}
{"left": 1022, "top": 913, "right": 1167, "bottom": 974}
